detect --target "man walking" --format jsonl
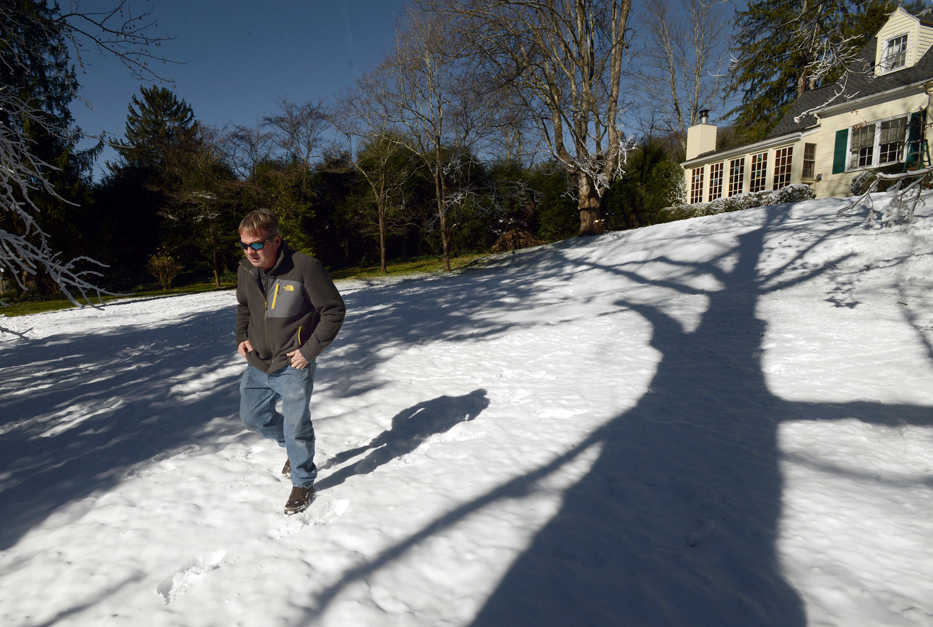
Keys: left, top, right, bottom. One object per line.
{"left": 235, "top": 209, "right": 345, "bottom": 514}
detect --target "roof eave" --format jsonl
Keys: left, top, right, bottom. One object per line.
{"left": 816, "top": 79, "right": 932, "bottom": 118}
{"left": 681, "top": 132, "right": 802, "bottom": 168}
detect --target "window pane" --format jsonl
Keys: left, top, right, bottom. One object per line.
{"left": 849, "top": 124, "right": 875, "bottom": 169}
{"left": 728, "top": 158, "right": 744, "bottom": 197}
{"left": 709, "top": 162, "right": 723, "bottom": 201}
{"left": 879, "top": 117, "right": 907, "bottom": 163}
{"left": 773, "top": 146, "right": 793, "bottom": 189}
{"left": 802, "top": 143, "right": 816, "bottom": 179}
{"left": 880, "top": 117, "right": 907, "bottom": 144}
{"left": 750, "top": 152, "right": 767, "bottom": 193}
{"left": 883, "top": 34, "right": 907, "bottom": 71}
{"left": 691, "top": 167, "right": 704, "bottom": 203}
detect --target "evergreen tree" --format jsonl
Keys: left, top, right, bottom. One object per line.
{"left": 101, "top": 86, "right": 199, "bottom": 287}
{"left": 111, "top": 86, "right": 196, "bottom": 171}
{"left": 727, "top": 0, "right": 905, "bottom": 142}
{"left": 0, "top": 0, "right": 100, "bottom": 297}
{"left": 160, "top": 127, "right": 239, "bottom": 287}
{"left": 602, "top": 139, "right": 684, "bottom": 230}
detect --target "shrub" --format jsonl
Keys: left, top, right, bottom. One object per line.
{"left": 490, "top": 229, "right": 544, "bottom": 253}
{"left": 657, "top": 183, "right": 815, "bottom": 223}
{"left": 766, "top": 183, "right": 816, "bottom": 204}
{"left": 147, "top": 248, "right": 182, "bottom": 292}
{"left": 849, "top": 164, "right": 914, "bottom": 196}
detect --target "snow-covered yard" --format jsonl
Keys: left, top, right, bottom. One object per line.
{"left": 1, "top": 194, "right": 932, "bottom": 626}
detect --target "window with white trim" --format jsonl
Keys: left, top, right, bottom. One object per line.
{"left": 880, "top": 34, "right": 908, "bottom": 72}
{"left": 802, "top": 143, "right": 816, "bottom": 179}
{"left": 772, "top": 146, "right": 793, "bottom": 189}
{"left": 728, "top": 157, "right": 744, "bottom": 197}
{"left": 690, "top": 166, "right": 704, "bottom": 204}
{"left": 749, "top": 152, "right": 767, "bottom": 193}
{"left": 708, "top": 162, "right": 723, "bottom": 201}
{"left": 848, "top": 116, "right": 908, "bottom": 169}
{"left": 849, "top": 124, "right": 875, "bottom": 169}
{"left": 878, "top": 117, "right": 907, "bottom": 164}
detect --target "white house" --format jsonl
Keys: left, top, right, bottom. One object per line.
{"left": 682, "top": 6, "right": 933, "bottom": 202}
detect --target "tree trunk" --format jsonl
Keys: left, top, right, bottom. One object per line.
{"left": 212, "top": 246, "right": 220, "bottom": 287}
{"left": 439, "top": 206, "right": 451, "bottom": 271}
{"left": 577, "top": 172, "right": 604, "bottom": 236}
{"left": 378, "top": 201, "right": 387, "bottom": 274}
{"left": 434, "top": 158, "right": 451, "bottom": 272}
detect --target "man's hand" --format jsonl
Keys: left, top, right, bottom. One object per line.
{"left": 287, "top": 349, "right": 309, "bottom": 369}
{"left": 237, "top": 340, "right": 253, "bottom": 359}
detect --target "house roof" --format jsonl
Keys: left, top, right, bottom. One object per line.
{"left": 768, "top": 34, "right": 933, "bottom": 138}
{"left": 919, "top": 7, "right": 933, "bottom": 28}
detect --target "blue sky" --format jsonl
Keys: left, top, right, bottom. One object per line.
{"left": 71, "top": 0, "right": 409, "bottom": 178}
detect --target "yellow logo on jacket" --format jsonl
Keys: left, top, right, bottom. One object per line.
{"left": 284, "top": 285, "right": 295, "bottom": 291}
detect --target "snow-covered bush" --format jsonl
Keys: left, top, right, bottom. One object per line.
{"left": 849, "top": 171, "right": 875, "bottom": 196}
{"left": 658, "top": 184, "right": 815, "bottom": 223}
{"left": 839, "top": 166, "right": 933, "bottom": 227}
{"left": 766, "top": 183, "right": 816, "bottom": 204}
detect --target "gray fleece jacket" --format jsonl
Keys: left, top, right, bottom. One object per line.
{"left": 235, "top": 243, "right": 345, "bottom": 373}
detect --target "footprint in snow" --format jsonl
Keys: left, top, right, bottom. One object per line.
{"left": 156, "top": 550, "right": 226, "bottom": 605}
{"left": 267, "top": 498, "right": 350, "bottom": 540}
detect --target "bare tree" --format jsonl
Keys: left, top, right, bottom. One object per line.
{"left": 0, "top": 1, "right": 170, "bottom": 318}
{"left": 428, "top": 0, "right": 634, "bottom": 236}
{"left": 335, "top": 70, "right": 420, "bottom": 274}
{"left": 262, "top": 100, "right": 329, "bottom": 167}
{"left": 379, "top": 8, "right": 490, "bottom": 270}
{"left": 221, "top": 124, "right": 274, "bottom": 179}
{"left": 642, "top": 0, "right": 727, "bottom": 157}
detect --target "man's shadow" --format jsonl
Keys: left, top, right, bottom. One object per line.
{"left": 315, "top": 389, "right": 490, "bottom": 491}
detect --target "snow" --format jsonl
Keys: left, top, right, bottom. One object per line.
{"left": 1, "top": 194, "right": 932, "bottom": 626}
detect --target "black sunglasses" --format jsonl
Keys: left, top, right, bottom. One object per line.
{"left": 239, "top": 240, "right": 267, "bottom": 251}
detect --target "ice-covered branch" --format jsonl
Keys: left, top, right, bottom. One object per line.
{"left": 0, "top": 93, "right": 108, "bottom": 306}
{"left": 0, "top": 1, "right": 167, "bottom": 320}
{"left": 838, "top": 167, "right": 933, "bottom": 227}
{"left": 793, "top": 73, "right": 860, "bottom": 124}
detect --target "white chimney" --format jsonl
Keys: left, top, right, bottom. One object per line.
{"left": 686, "top": 110, "right": 716, "bottom": 160}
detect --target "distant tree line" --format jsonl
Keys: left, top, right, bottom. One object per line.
{"left": 1, "top": 0, "right": 906, "bottom": 302}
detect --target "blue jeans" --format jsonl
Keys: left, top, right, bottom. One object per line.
{"left": 239, "top": 363, "right": 317, "bottom": 487}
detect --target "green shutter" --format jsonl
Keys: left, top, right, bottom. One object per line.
{"left": 906, "top": 111, "right": 924, "bottom": 166}
{"left": 832, "top": 129, "right": 848, "bottom": 174}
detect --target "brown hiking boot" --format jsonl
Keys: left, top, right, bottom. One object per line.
{"left": 284, "top": 486, "right": 314, "bottom": 515}
{"left": 281, "top": 459, "right": 291, "bottom": 477}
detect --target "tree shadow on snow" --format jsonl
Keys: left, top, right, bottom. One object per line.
{"left": 0, "top": 238, "right": 578, "bottom": 555}
{"left": 0, "top": 307, "right": 245, "bottom": 551}
{"left": 315, "top": 246, "right": 587, "bottom": 401}
{"left": 314, "top": 389, "right": 489, "bottom": 492}
{"left": 299, "top": 204, "right": 932, "bottom": 626}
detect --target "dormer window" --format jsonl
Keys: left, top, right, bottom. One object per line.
{"left": 881, "top": 34, "right": 908, "bottom": 72}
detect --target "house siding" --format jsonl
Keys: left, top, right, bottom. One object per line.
{"left": 681, "top": 8, "right": 933, "bottom": 203}
{"left": 917, "top": 24, "right": 933, "bottom": 61}
{"left": 805, "top": 91, "right": 931, "bottom": 197}
{"left": 682, "top": 86, "right": 932, "bottom": 201}
{"left": 876, "top": 9, "right": 920, "bottom": 73}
